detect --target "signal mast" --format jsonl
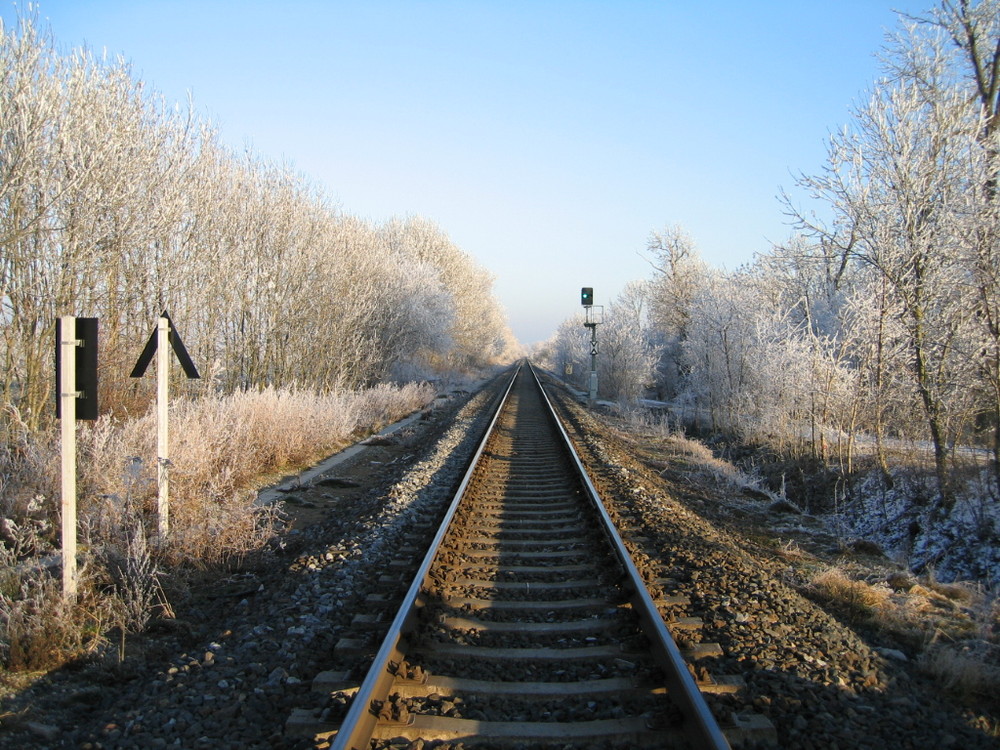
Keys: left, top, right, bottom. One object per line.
{"left": 581, "top": 287, "right": 601, "bottom": 403}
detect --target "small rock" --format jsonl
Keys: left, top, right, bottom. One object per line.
{"left": 268, "top": 667, "right": 288, "bottom": 684}
{"left": 876, "top": 647, "right": 908, "bottom": 662}
{"left": 67, "top": 686, "right": 104, "bottom": 707}
{"left": 26, "top": 722, "right": 60, "bottom": 741}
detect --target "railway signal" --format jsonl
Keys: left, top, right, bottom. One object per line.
{"left": 580, "top": 288, "right": 601, "bottom": 403}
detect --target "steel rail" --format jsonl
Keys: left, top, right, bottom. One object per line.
{"left": 530, "top": 363, "right": 732, "bottom": 750}
{"left": 329, "top": 362, "right": 522, "bottom": 750}
{"left": 329, "top": 361, "right": 730, "bottom": 749}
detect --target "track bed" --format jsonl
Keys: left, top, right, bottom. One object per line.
{"left": 329, "top": 365, "right": 728, "bottom": 749}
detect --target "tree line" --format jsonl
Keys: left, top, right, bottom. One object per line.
{"left": 544, "top": 0, "right": 1000, "bottom": 510}
{"left": 0, "top": 13, "right": 518, "bottom": 435}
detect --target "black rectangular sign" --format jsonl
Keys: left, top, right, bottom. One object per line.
{"left": 55, "top": 317, "right": 99, "bottom": 420}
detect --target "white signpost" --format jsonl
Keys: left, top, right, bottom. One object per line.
{"left": 131, "top": 311, "right": 200, "bottom": 540}
{"left": 55, "top": 312, "right": 195, "bottom": 595}
{"left": 59, "top": 317, "right": 78, "bottom": 597}
{"left": 55, "top": 316, "right": 98, "bottom": 598}
{"left": 156, "top": 316, "right": 170, "bottom": 537}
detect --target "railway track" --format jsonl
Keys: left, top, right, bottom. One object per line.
{"left": 322, "top": 363, "right": 734, "bottom": 749}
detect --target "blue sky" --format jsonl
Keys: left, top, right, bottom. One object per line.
{"left": 3, "top": 1, "right": 932, "bottom": 344}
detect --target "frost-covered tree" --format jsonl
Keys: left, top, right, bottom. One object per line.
{"left": 546, "top": 315, "right": 589, "bottom": 390}
{"left": 748, "top": 236, "right": 853, "bottom": 339}
{"left": 644, "top": 225, "right": 707, "bottom": 398}
{"left": 0, "top": 12, "right": 517, "bottom": 434}
{"left": 379, "top": 217, "right": 513, "bottom": 371}
{"left": 788, "top": 0, "right": 1000, "bottom": 503}
{"left": 912, "top": 0, "right": 1000, "bottom": 491}
{"left": 598, "top": 282, "right": 656, "bottom": 402}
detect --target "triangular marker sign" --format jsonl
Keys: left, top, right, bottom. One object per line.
{"left": 130, "top": 310, "right": 200, "bottom": 379}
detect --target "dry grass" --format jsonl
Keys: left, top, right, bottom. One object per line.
{"left": 810, "top": 567, "right": 892, "bottom": 620}
{"left": 74, "top": 382, "right": 433, "bottom": 564}
{"left": 82, "top": 382, "right": 433, "bottom": 502}
{"left": 877, "top": 577, "right": 988, "bottom": 641}
{"left": 645, "top": 428, "right": 761, "bottom": 490}
{"left": 919, "top": 642, "right": 1000, "bottom": 701}
{"left": 0, "top": 569, "right": 107, "bottom": 671}
{"left": 810, "top": 566, "right": 989, "bottom": 637}
{"left": 809, "top": 564, "right": 1000, "bottom": 703}
{"left": 775, "top": 538, "right": 812, "bottom": 562}
{"left": 0, "top": 381, "right": 436, "bottom": 671}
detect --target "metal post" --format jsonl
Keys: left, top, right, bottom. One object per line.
{"left": 59, "top": 316, "right": 78, "bottom": 597}
{"left": 588, "top": 323, "right": 598, "bottom": 402}
{"left": 580, "top": 290, "right": 600, "bottom": 406}
{"left": 157, "top": 316, "right": 170, "bottom": 539}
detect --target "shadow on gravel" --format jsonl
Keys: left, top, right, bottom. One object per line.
{"left": 737, "top": 663, "right": 996, "bottom": 749}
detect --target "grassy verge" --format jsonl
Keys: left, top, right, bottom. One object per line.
{"left": 805, "top": 562, "right": 1000, "bottom": 706}
{"left": 0, "top": 382, "right": 435, "bottom": 672}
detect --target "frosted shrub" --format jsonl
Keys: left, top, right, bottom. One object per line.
{"left": 0, "top": 519, "right": 109, "bottom": 670}
{"left": 0, "top": 569, "right": 107, "bottom": 670}
{"left": 90, "top": 493, "right": 169, "bottom": 640}
{"left": 0, "top": 424, "right": 59, "bottom": 534}
{"left": 0, "top": 382, "right": 435, "bottom": 669}
{"left": 73, "top": 383, "right": 435, "bottom": 565}
{"left": 664, "top": 432, "right": 763, "bottom": 491}
{"left": 356, "top": 382, "right": 435, "bottom": 430}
